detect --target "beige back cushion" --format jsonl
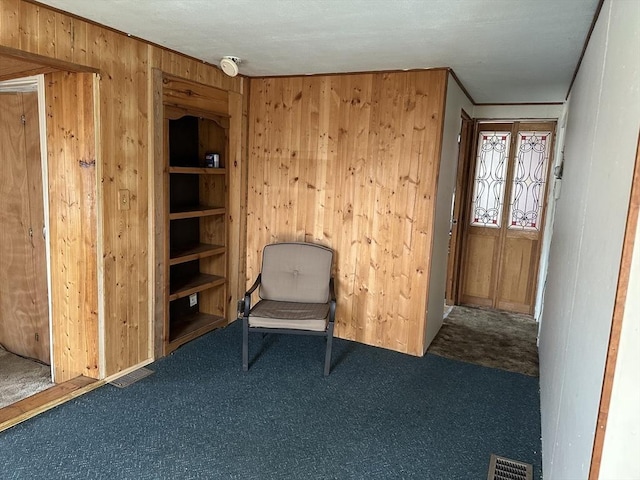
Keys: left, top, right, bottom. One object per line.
{"left": 259, "top": 242, "right": 333, "bottom": 303}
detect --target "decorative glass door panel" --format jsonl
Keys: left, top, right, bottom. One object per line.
{"left": 470, "top": 132, "right": 511, "bottom": 228}
{"left": 459, "top": 122, "right": 556, "bottom": 314}
{"left": 508, "top": 131, "right": 552, "bottom": 231}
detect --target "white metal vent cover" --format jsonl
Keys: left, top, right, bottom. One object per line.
{"left": 108, "top": 367, "right": 154, "bottom": 388}
{"left": 487, "top": 454, "right": 533, "bottom": 480}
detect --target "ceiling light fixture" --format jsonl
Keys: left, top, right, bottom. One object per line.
{"left": 220, "top": 56, "right": 241, "bottom": 77}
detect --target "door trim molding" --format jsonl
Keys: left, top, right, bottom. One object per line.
{"left": 36, "top": 75, "right": 54, "bottom": 379}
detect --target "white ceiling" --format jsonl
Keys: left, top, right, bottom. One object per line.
{"left": 38, "top": 0, "right": 599, "bottom": 103}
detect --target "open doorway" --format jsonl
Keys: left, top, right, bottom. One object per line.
{"left": 0, "top": 76, "right": 53, "bottom": 407}
{"left": 0, "top": 48, "right": 101, "bottom": 425}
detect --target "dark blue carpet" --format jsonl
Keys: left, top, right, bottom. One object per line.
{"left": 0, "top": 321, "right": 542, "bottom": 479}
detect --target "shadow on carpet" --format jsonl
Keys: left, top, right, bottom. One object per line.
{"left": 428, "top": 305, "right": 539, "bottom": 377}
{"left": 0, "top": 320, "right": 542, "bottom": 480}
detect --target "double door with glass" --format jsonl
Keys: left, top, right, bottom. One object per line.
{"left": 459, "top": 121, "right": 556, "bottom": 314}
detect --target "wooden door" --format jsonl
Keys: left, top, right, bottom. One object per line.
{"left": 459, "top": 121, "right": 556, "bottom": 314}
{"left": 0, "top": 91, "right": 50, "bottom": 363}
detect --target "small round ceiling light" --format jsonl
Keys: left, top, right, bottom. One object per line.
{"left": 220, "top": 56, "right": 241, "bottom": 77}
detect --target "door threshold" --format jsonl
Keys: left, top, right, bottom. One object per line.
{"left": 0, "top": 375, "right": 103, "bottom": 432}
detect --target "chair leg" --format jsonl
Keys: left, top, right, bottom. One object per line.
{"left": 324, "top": 322, "right": 334, "bottom": 376}
{"left": 242, "top": 317, "right": 249, "bottom": 372}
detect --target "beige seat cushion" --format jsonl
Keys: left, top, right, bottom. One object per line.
{"left": 248, "top": 300, "right": 329, "bottom": 332}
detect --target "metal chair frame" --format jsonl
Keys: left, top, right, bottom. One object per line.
{"left": 241, "top": 274, "right": 336, "bottom": 376}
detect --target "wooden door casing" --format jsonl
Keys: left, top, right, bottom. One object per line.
{"left": 0, "top": 91, "right": 50, "bottom": 363}
{"left": 459, "top": 121, "right": 556, "bottom": 314}
{"left": 445, "top": 110, "right": 473, "bottom": 305}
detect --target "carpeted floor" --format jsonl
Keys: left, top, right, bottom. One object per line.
{"left": 0, "top": 320, "right": 541, "bottom": 479}
{"left": 429, "top": 305, "right": 539, "bottom": 377}
{"left": 0, "top": 346, "right": 52, "bottom": 409}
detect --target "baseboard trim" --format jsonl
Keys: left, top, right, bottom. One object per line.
{"left": 0, "top": 376, "right": 104, "bottom": 432}
{"left": 0, "top": 358, "right": 155, "bottom": 432}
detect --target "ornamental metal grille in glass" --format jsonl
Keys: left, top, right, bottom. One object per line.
{"left": 508, "top": 131, "right": 552, "bottom": 231}
{"left": 470, "top": 132, "right": 511, "bottom": 228}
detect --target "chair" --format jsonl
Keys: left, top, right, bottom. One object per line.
{"left": 241, "top": 242, "right": 336, "bottom": 376}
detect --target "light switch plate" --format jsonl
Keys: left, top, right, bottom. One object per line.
{"left": 189, "top": 293, "right": 197, "bottom": 307}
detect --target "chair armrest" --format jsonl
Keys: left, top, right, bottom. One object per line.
{"left": 243, "top": 274, "right": 262, "bottom": 316}
{"left": 328, "top": 277, "right": 336, "bottom": 323}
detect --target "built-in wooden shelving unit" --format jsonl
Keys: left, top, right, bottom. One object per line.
{"left": 164, "top": 110, "right": 229, "bottom": 354}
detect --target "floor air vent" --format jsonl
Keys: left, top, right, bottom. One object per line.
{"left": 108, "top": 367, "right": 154, "bottom": 388}
{"left": 487, "top": 454, "right": 533, "bottom": 480}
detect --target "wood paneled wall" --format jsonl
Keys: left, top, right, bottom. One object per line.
{"left": 45, "top": 72, "right": 99, "bottom": 381}
{"left": 247, "top": 71, "right": 447, "bottom": 355}
{"left": 1, "top": 0, "right": 244, "bottom": 377}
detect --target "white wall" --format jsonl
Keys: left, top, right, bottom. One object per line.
{"left": 600, "top": 214, "right": 640, "bottom": 479}
{"left": 539, "top": 1, "right": 640, "bottom": 478}
{"left": 424, "top": 73, "right": 473, "bottom": 352}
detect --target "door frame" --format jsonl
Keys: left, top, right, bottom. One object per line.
{"left": 0, "top": 76, "right": 53, "bottom": 377}
{"left": 37, "top": 75, "right": 53, "bottom": 377}
{"left": 445, "top": 109, "right": 473, "bottom": 305}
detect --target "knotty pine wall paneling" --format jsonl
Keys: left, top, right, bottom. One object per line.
{"left": 247, "top": 71, "right": 447, "bottom": 356}
{"left": 228, "top": 90, "right": 246, "bottom": 317}
{"left": 2, "top": 0, "right": 245, "bottom": 378}
{"left": 45, "top": 71, "right": 99, "bottom": 381}
{"left": 102, "top": 36, "right": 151, "bottom": 374}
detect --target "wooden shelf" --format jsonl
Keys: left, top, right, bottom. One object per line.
{"left": 169, "top": 205, "right": 225, "bottom": 220}
{"left": 169, "top": 273, "right": 225, "bottom": 301}
{"left": 167, "top": 312, "right": 226, "bottom": 352}
{"left": 169, "top": 243, "right": 225, "bottom": 266}
{"left": 169, "top": 166, "right": 226, "bottom": 175}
